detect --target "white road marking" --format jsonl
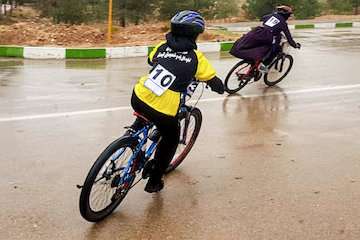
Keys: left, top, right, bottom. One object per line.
{"left": 195, "top": 84, "right": 360, "bottom": 103}
{"left": 0, "top": 106, "right": 132, "bottom": 122}
{"left": 1, "top": 83, "right": 360, "bottom": 123}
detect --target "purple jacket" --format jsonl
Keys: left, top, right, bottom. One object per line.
{"left": 229, "top": 12, "right": 297, "bottom": 61}
{"left": 261, "top": 13, "right": 297, "bottom": 48}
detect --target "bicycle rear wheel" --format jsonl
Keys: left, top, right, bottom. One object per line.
{"left": 264, "top": 54, "right": 293, "bottom": 86}
{"left": 79, "top": 137, "right": 138, "bottom": 222}
{"left": 165, "top": 108, "right": 202, "bottom": 173}
{"left": 225, "top": 61, "right": 254, "bottom": 94}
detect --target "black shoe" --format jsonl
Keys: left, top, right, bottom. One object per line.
{"left": 124, "top": 118, "right": 146, "bottom": 137}
{"left": 142, "top": 159, "right": 156, "bottom": 179}
{"left": 144, "top": 177, "right": 164, "bottom": 193}
{"left": 254, "top": 70, "right": 263, "bottom": 81}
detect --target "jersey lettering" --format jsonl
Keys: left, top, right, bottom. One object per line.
{"left": 265, "top": 16, "right": 280, "bottom": 27}
{"left": 144, "top": 64, "right": 176, "bottom": 96}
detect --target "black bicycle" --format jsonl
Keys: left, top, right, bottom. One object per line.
{"left": 225, "top": 36, "right": 298, "bottom": 94}
{"left": 78, "top": 82, "right": 204, "bottom": 222}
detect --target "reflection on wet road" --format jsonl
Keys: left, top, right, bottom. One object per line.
{"left": 1, "top": 29, "right": 360, "bottom": 240}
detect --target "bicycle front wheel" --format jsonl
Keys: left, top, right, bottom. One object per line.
{"left": 264, "top": 54, "right": 293, "bottom": 86}
{"left": 165, "top": 108, "right": 202, "bottom": 173}
{"left": 225, "top": 61, "right": 254, "bottom": 94}
{"left": 79, "top": 137, "right": 138, "bottom": 222}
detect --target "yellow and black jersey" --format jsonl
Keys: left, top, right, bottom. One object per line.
{"left": 134, "top": 41, "right": 217, "bottom": 117}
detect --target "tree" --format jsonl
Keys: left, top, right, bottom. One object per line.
{"left": 158, "top": 0, "right": 239, "bottom": 20}
{"left": 0, "top": 0, "right": 28, "bottom": 18}
{"left": 210, "top": 0, "right": 239, "bottom": 19}
{"left": 158, "top": 0, "right": 195, "bottom": 20}
{"left": 294, "top": 0, "right": 321, "bottom": 19}
{"left": 353, "top": 0, "right": 359, "bottom": 14}
{"left": 32, "top": 0, "right": 101, "bottom": 24}
{"left": 327, "top": 0, "right": 352, "bottom": 14}
{"left": 1, "top": 0, "right": 243, "bottom": 25}
{"left": 241, "top": 0, "right": 274, "bottom": 19}
{"left": 242, "top": 0, "right": 321, "bottom": 19}
{"left": 118, "top": 0, "right": 158, "bottom": 26}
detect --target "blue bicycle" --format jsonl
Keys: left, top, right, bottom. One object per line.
{"left": 79, "top": 82, "right": 203, "bottom": 222}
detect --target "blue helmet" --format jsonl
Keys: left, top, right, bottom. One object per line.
{"left": 170, "top": 10, "right": 205, "bottom": 38}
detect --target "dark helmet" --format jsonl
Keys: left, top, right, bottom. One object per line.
{"left": 170, "top": 10, "right": 205, "bottom": 38}
{"left": 275, "top": 5, "right": 293, "bottom": 19}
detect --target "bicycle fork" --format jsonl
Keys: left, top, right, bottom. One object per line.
{"left": 179, "top": 111, "right": 191, "bottom": 145}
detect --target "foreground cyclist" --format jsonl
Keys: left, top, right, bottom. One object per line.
{"left": 230, "top": 5, "right": 301, "bottom": 72}
{"left": 129, "top": 11, "right": 224, "bottom": 193}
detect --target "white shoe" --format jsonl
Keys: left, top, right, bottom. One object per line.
{"left": 258, "top": 63, "right": 269, "bottom": 74}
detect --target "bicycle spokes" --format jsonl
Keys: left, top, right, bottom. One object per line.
{"left": 88, "top": 146, "right": 133, "bottom": 212}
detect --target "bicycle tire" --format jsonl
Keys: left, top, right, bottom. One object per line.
{"left": 225, "top": 60, "right": 254, "bottom": 94}
{"left": 79, "top": 137, "right": 138, "bottom": 222}
{"left": 165, "top": 108, "right": 202, "bottom": 173}
{"left": 264, "top": 54, "right": 293, "bottom": 86}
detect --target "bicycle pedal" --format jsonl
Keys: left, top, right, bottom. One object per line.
{"left": 111, "top": 187, "right": 126, "bottom": 201}
{"left": 123, "top": 127, "right": 136, "bottom": 137}
{"left": 254, "top": 72, "right": 262, "bottom": 82}
{"left": 111, "top": 175, "right": 121, "bottom": 188}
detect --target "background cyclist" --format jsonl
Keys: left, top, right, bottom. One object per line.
{"left": 230, "top": 5, "right": 301, "bottom": 72}
{"left": 260, "top": 5, "right": 301, "bottom": 71}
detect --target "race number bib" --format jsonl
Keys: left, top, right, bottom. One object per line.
{"left": 144, "top": 64, "right": 176, "bottom": 96}
{"left": 265, "top": 16, "right": 280, "bottom": 27}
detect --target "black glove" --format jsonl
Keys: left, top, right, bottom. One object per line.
{"left": 207, "top": 76, "right": 224, "bottom": 94}
{"left": 295, "top": 42, "right": 301, "bottom": 49}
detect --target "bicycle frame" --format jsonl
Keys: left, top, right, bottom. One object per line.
{"left": 234, "top": 60, "right": 261, "bottom": 81}
{"left": 113, "top": 81, "right": 201, "bottom": 187}
{"left": 110, "top": 124, "right": 157, "bottom": 187}
{"left": 178, "top": 81, "right": 199, "bottom": 144}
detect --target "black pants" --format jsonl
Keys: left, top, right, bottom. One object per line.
{"left": 131, "top": 93, "right": 180, "bottom": 177}
{"left": 263, "top": 44, "right": 281, "bottom": 65}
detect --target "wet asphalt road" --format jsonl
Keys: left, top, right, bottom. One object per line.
{"left": 1, "top": 28, "right": 360, "bottom": 240}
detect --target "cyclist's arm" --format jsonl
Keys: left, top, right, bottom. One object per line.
{"left": 282, "top": 23, "right": 297, "bottom": 48}
{"left": 148, "top": 41, "right": 166, "bottom": 66}
{"left": 194, "top": 50, "right": 224, "bottom": 94}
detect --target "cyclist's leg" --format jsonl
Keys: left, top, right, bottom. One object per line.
{"left": 153, "top": 119, "right": 180, "bottom": 173}
{"left": 124, "top": 117, "right": 146, "bottom": 136}
{"left": 263, "top": 43, "right": 281, "bottom": 65}
{"left": 144, "top": 118, "right": 179, "bottom": 192}
{"left": 131, "top": 92, "right": 180, "bottom": 192}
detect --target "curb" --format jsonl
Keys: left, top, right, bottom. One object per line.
{"left": 0, "top": 21, "right": 358, "bottom": 59}
{"left": 0, "top": 43, "right": 227, "bottom": 60}
{"left": 0, "top": 46, "right": 23, "bottom": 57}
